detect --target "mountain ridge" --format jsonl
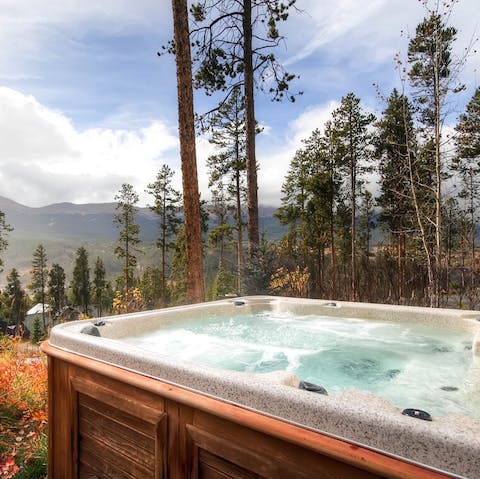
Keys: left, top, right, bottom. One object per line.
{"left": 0, "top": 195, "right": 284, "bottom": 288}
{"left": 0, "top": 195, "right": 278, "bottom": 222}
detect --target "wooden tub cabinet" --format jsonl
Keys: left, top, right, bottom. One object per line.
{"left": 42, "top": 343, "right": 454, "bottom": 479}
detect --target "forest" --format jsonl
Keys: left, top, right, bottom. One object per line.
{"left": 0, "top": 0, "right": 479, "bottom": 342}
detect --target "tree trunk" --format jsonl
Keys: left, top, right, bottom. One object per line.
{"left": 235, "top": 169, "right": 244, "bottom": 293}
{"left": 433, "top": 46, "right": 442, "bottom": 308}
{"left": 243, "top": 0, "right": 259, "bottom": 259}
{"left": 349, "top": 118, "right": 357, "bottom": 302}
{"left": 125, "top": 216, "right": 130, "bottom": 291}
{"left": 469, "top": 170, "right": 475, "bottom": 298}
{"left": 171, "top": 0, "right": 204, "bottom": 303}
{"left": 351, "top": 163, "right": 357, "bottom": 301}
{"left": 234, "top": 101, "right": 244, "bottom": 293}
{"left": 161, "top": 197, "right": 167, "bottom": 307}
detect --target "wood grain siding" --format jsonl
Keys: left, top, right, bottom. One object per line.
{"left": 71, "top": 376, "right": 167, "bottom": 478}
{"left": 186, "top": 421, "right": 383, "bottom": 479}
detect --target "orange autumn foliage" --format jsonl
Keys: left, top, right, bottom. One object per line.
{"left": 0, "top": 336, "right": 47, "bottom": 478}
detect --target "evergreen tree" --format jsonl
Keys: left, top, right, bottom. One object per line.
{"left": 146, "top": 165, "right": 182, "bottom": 306}
{"left": 71, "top": 247, "right": 90, "bottom": 315}
{"left": 209, "top": 267, "right": 237, "bottom": 301}
{"left": 334, "top": 199, "right": 352, "bottom": 299}
{"left": 30, "top": 316, "right": 42, "bottom": 344}
{"left": 29, "top": 244, "right": 48, "bottom": 330}
{"left": 455, "top": 87, "right": 480, "bottom": 164}
{"left": 358, "top": 190, "right": 376, "bottom": 257}
{"left": 454, "top": 86, "right": 480, "bottom": 293}
{"left": 243, "top": 234, "right": 279, "bottom": 295}
{"left": 114, "top": 183, "right": 141, "bottom": 291}
{"left": 276, "top": 125, "right": 342, "bottom": 296}
{"left": 188, "top": 0, "right": 300, "bottom": 258}
{"left": 48, "top": 263, "right": 66, "bottom": 322}
{"left": 4, "top": 268, "right": 27, "bottom": 330}
{"left": 407, "top": 3, "right": 464, "bottom": 306}
{"left": 170, "top": 0, "right": 205, "bottom": 303}
{"left": 332, "top": 93, "right": 375, "bottom": 300}
{"left": 0, "top": 211, "right": 13, "bottom": 272}
{"left": 168, "top": 201, "right": 209, "bottom": 306}
{"left": 206, "top": 86, "right": 247, "bottom": 290}
{"left": 275, "top": 147, "right": 310, "bottom": 261}
{"left": 208, "top": 186, "right": 234, "bottom": 270}
{"left": 139, "top": 266, "right": 163, "bottom": 309}
{"left": 376, "top": 89, "right": 416, "bottom": 243}
{"left": 169, "top": 225, "right": 187, "bottom": 305}
{"left": 92, "top": 257, "right": 108, "bottom": 316}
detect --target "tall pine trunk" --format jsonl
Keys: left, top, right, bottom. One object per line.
{"left": 243, "top": 0, "right": 259, "bottom": 259}
{"left": 161, "top": 197, "right": 167, "bottom": 307}
{"left": 235, "top": 169, "right": 244, "bottom": 292}
{"left": 349, "top": 120, "right": 357, "bottom": 302}
{"left": 171, "top": 0, "right": 204, "bottom": 303}
{"left": 433, "top": 43, "right": 442, "bottom": 308}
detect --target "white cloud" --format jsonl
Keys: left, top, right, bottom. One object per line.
{"left": 0, "top": 1, "right": 171, "bottom": 80}
{"left": 258, "top": 101, "right": 339, "bottom": 205}
{"left": 283, "top": 0, "right": 478, "bottom": 80}
{"left": 284, "top": 0, "right": 387, "bottom": 66}
{"left": 0, "top": 87, "right": 180, "bottom": 207}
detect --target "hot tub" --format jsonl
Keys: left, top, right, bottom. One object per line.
{"left": 42, "top": 296, "right": 480, "bottom": 478}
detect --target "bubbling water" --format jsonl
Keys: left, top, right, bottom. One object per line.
{"left": 123, "top": 311, "right": 479, "bottom": 419}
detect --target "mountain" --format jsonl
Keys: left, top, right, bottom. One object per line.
{"left": 0, "top": 196, "right": 286, "bottom": 287}
{"left": 0, "top": 196, "right": 285, "bottom": 242}
{"left": 0, "top": 196, "right": 159, "bottom": 241}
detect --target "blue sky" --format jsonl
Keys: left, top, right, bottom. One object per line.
{"left": 0, "top": 0, "right": 478, "bottom": 207}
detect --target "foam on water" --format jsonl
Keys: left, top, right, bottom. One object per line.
{"left": 123, "top": 311, "right": 479, "bottom": 418}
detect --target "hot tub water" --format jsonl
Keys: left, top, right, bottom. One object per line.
{"left": 123, "top": 311, "right": 479, "bottom": 419}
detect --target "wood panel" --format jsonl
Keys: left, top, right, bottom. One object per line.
{"left": 78, "top": 394, "right": 156, "bottom": 477}
{"left": 198, "top": 450, "right": 259, "bottom": 479}
{"left": 71, "top": 372, "right": 167, "bottom": 479}
{"left": 47, "top": 356, "right": 76, "bottom": 478}
{"left": 186, "top": 419, "right": 383, "bottom": 479}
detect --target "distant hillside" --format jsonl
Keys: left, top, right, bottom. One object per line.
{"left": 0, "top": 196, "right": 285, "bottom": 242}
{"left": 0, "top": 196, "right": 159, "bottom": 241}
{"left": 0, "top": 196, "right": 286, "bottom": 287}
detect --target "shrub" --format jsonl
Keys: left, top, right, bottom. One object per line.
{"left": 0, "top": 335, "right": 47, "bottom": 478}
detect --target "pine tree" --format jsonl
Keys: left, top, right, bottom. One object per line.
{"left": 71, "top": 247, "right": 90, "bottom": 315}
{"left": 208, "top": 186, "right": 234, "bottom": 270}
{"left": 358, "top": 190, "right": 376, "bottom": 257}
{"left": 169, "top": 226, "right": 187, "bottom": 305}
{"left": 376, "top": 89, "right": 416, "bottom": 241}
{"left": 170, "top": 0, "right": 205, "bottom": 304}
{"left": 276, "top": 125, "right": 342, "bottom": 297}
{"left": 209, "top": 267, "right": 237, "bottom": 301}
{"left": 4, "top": 268, "right": 27, "bottom": 330}
{"left": 206, "top": 87, "right": 247, "bottom": 290}
{"left": 0, "top": 210, "right": 13, "bottom": 272}
{"left": 114, "top": 183, "right": 141, "bottom": 292}
{"left": 30, "top": 316, "right": 42, "bottom": 344}
{"left": 48, "top": 263, "right": 66, "bottom": 322}
{"left": 146, "top": 165, "right": 182, "bottom": 306}
{"left": 454, "top": 87, "right": 480, "bottom": 295}
{"left": 407, "top": 3, "right": 465, "bottom": 306}
{"left": 332, "top": 93, "right": 375, "bottom": 301}
{"left": 275, "top": 147, "right": 310, "bottom": 261}
{"left": 93, "top": 257, "right": 108, "bottom": 316}
{"left": 29, "top": 244, "right": 48, "bottom": 331}
{"left": 188, "top": 0, "right": 300, "bottom": 258}
{"left": 139, "top": 267, "right": 163, "bottom": 309}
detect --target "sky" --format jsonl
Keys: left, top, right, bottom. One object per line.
{"left": 0, "top": 0, "right": 478, "bottom": 208}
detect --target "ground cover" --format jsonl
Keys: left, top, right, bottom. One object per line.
{"left": 0, "top": 336, "right": 47, "bottom": 478}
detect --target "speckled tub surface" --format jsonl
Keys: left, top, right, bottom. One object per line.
{"left": 49, "top": 296, "right": 480, "bottom": 478}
